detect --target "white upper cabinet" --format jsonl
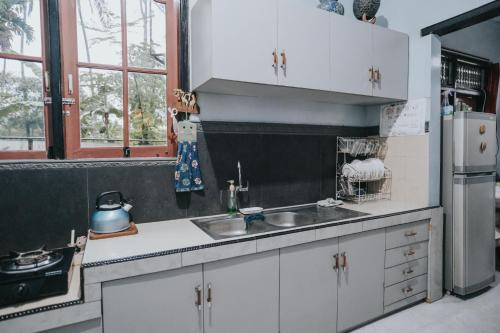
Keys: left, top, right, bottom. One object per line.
{"left": 372, "top": 25, "right": 409, "bottom": 100}
{"left": 330, "top": 15, "right": 373, "bottom": 96}
{"left": 191, "top": 0, "right": 278, "bottom": 88}
{"left": 191, "top": 0, "right": 409, "bottom": 102}
{"left": 277, "top": 0, "right": 330, "bottom": 90}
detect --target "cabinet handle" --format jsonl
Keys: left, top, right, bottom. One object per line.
{"left": 272, "top": 49, "right": 278, "bottom": 69}
{"left": 404, "top": 231, "right": 417, "bottom": 237}
{"left": 195, "top": 286, "right": 202, "bottom": 311}
{"left": 403, "top": 268, "right": 414, "bottom": 276}
{"left": 333, "top": 254, "right": 339, "bottom": 272}
{"left": 207, "top": 283, "right": 212, "bottom": 308}
{"left": 402, "top": 286, "right": 414, "bottom": 294}
{"left": 369, "top": 67, "right": 374, "bottom": 82}
{"left": 280, "top": 50, "right": 287, "bottom": 70}
{"left": 374, "top": 68, "right": 381, "bottom": 82}
{"left": 480, "top": 141, "right": 487, "bottom": 153}
{"left": 341, "top": 252, "right": 347, "bottom": 271}
{"left": 404, "top": 249, "right": 416, "bottom": 257}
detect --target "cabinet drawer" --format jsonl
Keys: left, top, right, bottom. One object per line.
{"left": 386, "top": 220, "right": 429, "bottom": 249}
{"left": 384, "top": 274, "right": 427, "bottom": 306}
{"left": 384, "top": 257, "right": 428, "bottom": 287}
{"left": 385, "top": 242, "right": 428, "bottom": 268}
{"left": 384, "top": 291, "right": 427, "bottom": 314}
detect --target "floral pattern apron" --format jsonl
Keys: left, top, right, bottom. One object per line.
{"left": 175, "top": 141, "right": 205, "bottom": 192}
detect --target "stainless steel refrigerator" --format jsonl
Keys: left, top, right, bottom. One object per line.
{"left": 443, "top": 111, "right": 496, "bottom": 296}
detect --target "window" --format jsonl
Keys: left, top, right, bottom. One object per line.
{"left": 0, "top": 0, "right": 48, "bottom": 159}
{"left": 59, "top": 0, "right": 179, "bottom": 158}
{"left": 0, "top": 0, "right": 179, "bottom": 160}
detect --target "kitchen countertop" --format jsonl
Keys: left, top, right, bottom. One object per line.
{"left": 0, "top": 200, "right": 441, "bottom": 331}
{"left": 83, "top": 200, "right": 434, "bottom": 266}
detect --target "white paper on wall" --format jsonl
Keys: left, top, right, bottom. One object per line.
{"left": 379, "top": 99, "right": 427, "bottom": 137}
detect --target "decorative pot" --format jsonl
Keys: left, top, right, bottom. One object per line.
{"left": 318, "top": 0, "right": 345, "bottom": 15}
{"left": 353, "top": 0, "right": 380, "bottom": 21}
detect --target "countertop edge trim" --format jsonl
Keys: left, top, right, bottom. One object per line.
{"left": 0, "top": 299, "right": 84, "bottom": 322}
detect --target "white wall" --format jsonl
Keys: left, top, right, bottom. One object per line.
{"left": 440, "top": 20, "right": 500, "bottom": 62}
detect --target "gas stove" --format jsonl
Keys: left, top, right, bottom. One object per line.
{"left": 0, "top": 246, "right": 75, "bottom": 307}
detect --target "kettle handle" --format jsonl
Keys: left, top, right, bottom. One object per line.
{"left": 96, "top": 191, "right": 124, "bottom": 208}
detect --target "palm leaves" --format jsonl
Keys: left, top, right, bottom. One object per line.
{"left": 0, "top": 0, "right": 34, "bottom": 52}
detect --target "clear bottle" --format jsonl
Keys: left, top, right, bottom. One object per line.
{"left": 227, "top": 180, "right": 237, "bottom": 215}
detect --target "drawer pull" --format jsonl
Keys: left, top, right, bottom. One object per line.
{"left": 403, "top": 268, "right": 414, "bottom": 276}
{"left": 195, "top": 286, "right": 202, "bottom": 311}
{"left": 404, "top": 231, "right": 417, "bottom": 237}
{"left": 272, "top": 49, "right": 278, "bottom": 69}
{"left": 402, "top": 286, "right": 414, "bottom": 294}
{"left": 404, "top": 249, "right": 416, "bottom": 257}
{"left": 341, "top": 252, "right": 347, "bottom": 271}
{"left": 207, "top": 283, "right": 213, "bottom": 308}
{"left": 333, "top": 254, "right": 339, "bottom": 272}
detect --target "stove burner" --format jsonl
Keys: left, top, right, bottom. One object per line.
{"left": 0, "top": 246, "right": 63, "bottom": 274}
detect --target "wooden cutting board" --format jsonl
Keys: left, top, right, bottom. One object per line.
{"left": 89, "top": 223, "right": 138, "bottom": 240}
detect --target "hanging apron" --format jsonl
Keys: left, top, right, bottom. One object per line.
{"left": 175, "top": 141, "right": 205, "bottom": 192}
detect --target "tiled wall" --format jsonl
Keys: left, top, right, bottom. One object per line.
{"left": 381, "top": 135, "right": 430, "bottom": 205}
{"left": 0, "top": 122, "right": 376, "bottom": 255}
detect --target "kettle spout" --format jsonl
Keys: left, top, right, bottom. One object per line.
{"left": 123, "top": 203, "right": 133, "bottom": 212}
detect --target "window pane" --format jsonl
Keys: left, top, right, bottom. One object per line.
{"left": 0, "top": 0, "right": 42, "bottom": 57}
{"left": 77, "top": 0, "right": 122, "bottom": 65}
{"left": 128, "top": 72, "right": 166, "bottom": 146}
{"left": 127, "top": 0, "right": 166, "bottom": 69}
{"left": 0, "top": 59, "right": 45, "bottom": 151}
{"left": 79, "top": 68, "right": 123, "bottom": 147}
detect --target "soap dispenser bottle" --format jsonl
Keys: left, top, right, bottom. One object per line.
{"left": 227, "top": 180, "right": 237, "bottom": 215}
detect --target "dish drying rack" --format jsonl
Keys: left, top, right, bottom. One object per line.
{"left": 336, "top": 137, "right": 392, "bottom": 204}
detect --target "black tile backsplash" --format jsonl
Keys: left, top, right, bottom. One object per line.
{"left": 0, "top": 122, "right": 377, "bottom": 255}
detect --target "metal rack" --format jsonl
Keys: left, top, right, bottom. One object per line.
{"left": 336, "top": 137, "right": 391, "bottom": 204}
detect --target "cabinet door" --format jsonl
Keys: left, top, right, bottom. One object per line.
{"left": 204, "top": 251, "right": 279, "bottom": 333}
{"left": 102, "top": 265, "right": 203, "bottom": 333}
{"left": 277, "top": 0, "right": 330, "bottom": 90}
{"left": 330, "top": 15, "right": 373, "bottom": 96}
{"left": 372, "top": 25, "right": 409, "bottom": 100}
{"left": 280, "top": 239, "right": 339, "bottom": 333}
{"left": 212, "top": 0, "right": 278, "bottom": 85}
{"left": 337, "top": 229, "right": 385, "bottom": 332}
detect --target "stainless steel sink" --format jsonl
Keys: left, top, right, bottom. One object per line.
{"left": 192, "top": 211, "right": 316, "bottom": 239}
{"left": 264, "top": 212, "right": 314, "bottom": 228}
{"left": 191, "top": 215, "right": 273, "bottom": 240}
{"left": 192, "top": 205, "right": 368, "bottom": 240}
{"left": 202, "top": 217, "right": 249, "bottom": 237}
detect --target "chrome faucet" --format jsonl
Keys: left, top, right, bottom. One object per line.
{"left": 236, "top": 161, "right": 249, "bottom": 193}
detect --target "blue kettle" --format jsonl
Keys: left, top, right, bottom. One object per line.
{"left": 90, "top": 191, "right": 133, "bottom": 234}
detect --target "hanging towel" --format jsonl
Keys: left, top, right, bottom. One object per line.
{"left": 175, "top": 141, "right": 205, "bottom": 192}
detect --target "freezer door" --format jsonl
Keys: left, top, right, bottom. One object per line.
{"left": 453, "top": 174, "right": 496, "bottom": 295}
{"left": 454, "top": 112, "right": 496, "bottom": 173}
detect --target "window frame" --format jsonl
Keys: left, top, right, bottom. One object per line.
{"left": 0, "top": 0, "right": 50, "bottom": 160}
{"left": 59, "top": 0, "right": 179, "bottom": 159}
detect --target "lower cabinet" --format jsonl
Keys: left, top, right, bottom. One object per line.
{"left": 280, "top": 239, "right": 339, "bottom": 333}
{"left": 99, "top": 221, "right": 428, "bottom": 333}
{"left": 280, "top": 229, "right": 386, "bottom": 333}
{"left": 337, "top": 229, "right": 386, "bottom": 332}
{"left": 203, "top": 250, "right": 279, "bottom": 333}
{"left": 102, "top": 265, "right": 204, "bottom": 333}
